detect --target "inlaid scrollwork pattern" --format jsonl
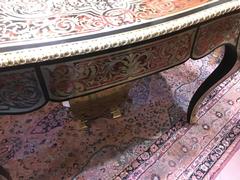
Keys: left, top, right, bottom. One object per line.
{"left": 0, "top": 0, "right": 211, "bottom": 44}
{"left": 0, "top": 1, "right": 239, "bottom": 118}
{"left": 0, "top": 1, "right": 239, "bottom": 68}
{"left": 0, "top": 68, "right": 45, "bottom": 114}
{"left": 41, "top": 30, "right": 196, "bottom": 100}
{"left": 193, "top": 13, "right": 240, "bottom": 58}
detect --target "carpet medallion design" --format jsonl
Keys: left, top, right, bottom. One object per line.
{"left": 0, "top": 47, "right": 240, "bottom": 180}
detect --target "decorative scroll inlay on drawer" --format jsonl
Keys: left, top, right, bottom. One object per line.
{"left": 193, "top": 13, "right": 240, "bottom": 58}
{"left": 41, "top": 29, "right": 196, "bottom": 100}
{"left": 0, "top": 68, "right": 45, "bottom": 114}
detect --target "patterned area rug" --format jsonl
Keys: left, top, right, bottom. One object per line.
{"left": 0, "top": 47, "right": 240, "bottom": 180}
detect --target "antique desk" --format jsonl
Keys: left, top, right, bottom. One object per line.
{"left": 0, "top": 0, "right": 240, "bottom": 178}
{"left": 0, "top": 0, "right": 240, "bottom": 125}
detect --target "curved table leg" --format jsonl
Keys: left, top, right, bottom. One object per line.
{"left": 188, "top": 44, "right": 240, "bottom": 124}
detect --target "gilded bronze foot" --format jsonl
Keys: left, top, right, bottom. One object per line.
{"left": 69, "top": 84, "right": 131, "bottom": 128}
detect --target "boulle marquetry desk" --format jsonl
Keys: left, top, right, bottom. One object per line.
{"left": 0, "top": 0, "right": 240, "bottom": 128}
{"left": 1, "top": 1, "right": 240, "bottom": 178}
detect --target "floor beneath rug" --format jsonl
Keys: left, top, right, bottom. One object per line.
{"left": 215, "top": 147, "right": 240, "bottom": 180}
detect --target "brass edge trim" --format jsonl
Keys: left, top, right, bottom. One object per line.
{"left": 0, "top": 1, "right": 240, "bottom": 68}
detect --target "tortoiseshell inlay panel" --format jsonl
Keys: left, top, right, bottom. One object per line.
{"left": 0, "top": 68, "right": 46, "bottom": 114}
{"left": 40, "top": 29, "right": 196, "bottom": 100}
{"left": 193, "top": 13, "right": 240, "bottom": 58}
{"left": 0, "top": 0, "right": 216, "bottom": 46}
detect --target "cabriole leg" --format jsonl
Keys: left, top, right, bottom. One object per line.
{"left": 188, "top": 45, "right": 240, "bottom": 124}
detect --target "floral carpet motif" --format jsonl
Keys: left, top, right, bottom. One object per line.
{"left": 0, "top": 47, "right": 240, "bottom": 180}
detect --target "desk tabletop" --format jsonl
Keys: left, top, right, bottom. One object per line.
{"left": 0, "top": 0, "right": 239, "bottom": 67}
